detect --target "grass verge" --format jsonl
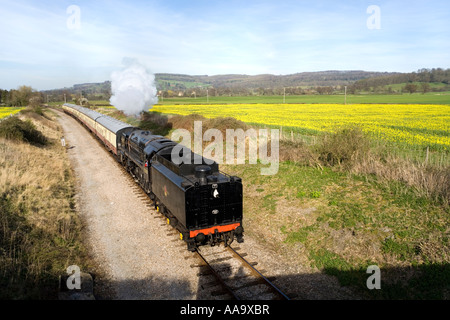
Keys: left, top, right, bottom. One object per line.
{"left": 0, "top": 107, "right": 95, "bottom": 299}
{"left": 163, "top": 114, "right": 450, "bottom": 299}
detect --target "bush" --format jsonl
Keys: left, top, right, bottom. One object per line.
{"left": 0, "top": 116, "right": 48, "bottom": 145}
{"left": 20, "top": 105, "right": 47, "bottom": 118}
{"left": 139, "top": 111, "right": 172, "bottom": 136}
{"left": 279, "top": 139, "right": 319, "bottom": 165}
{"left": 318, "top": 127, "right": 370, "bottom": 168}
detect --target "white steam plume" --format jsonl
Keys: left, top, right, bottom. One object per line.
{"left": 109, "top": 58, "right": 158, "bottom": 116}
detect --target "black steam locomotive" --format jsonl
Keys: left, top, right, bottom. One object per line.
{"left": 63, "top": 104, "right": 244, "bottom": 251}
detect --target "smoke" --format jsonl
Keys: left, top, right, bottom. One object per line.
{"left": 109, "top": 58, "right": 158, "bottom": 116}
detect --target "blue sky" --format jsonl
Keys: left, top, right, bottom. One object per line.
{"left": 1, "top": 0, "right": 449, "bottom": 90}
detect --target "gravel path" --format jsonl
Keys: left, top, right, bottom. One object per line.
{"left": 55, "top": 109, "right": 362, "bottom": 300}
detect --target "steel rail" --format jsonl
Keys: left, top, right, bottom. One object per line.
{"left": 195, "top": 249, "right": 240, "bottom": 300}
{"left": 227, "top": 246, "right": 291, "bottom": 300}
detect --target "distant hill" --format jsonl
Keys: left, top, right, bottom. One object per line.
{"left": 40, "top": 68, "right": 450, "bottom": 100}
{"left": 156, "top": 70, "right": 399, "bottom": 90}
{"left": 42, "top": 70, "right": 397, "bottom": 95}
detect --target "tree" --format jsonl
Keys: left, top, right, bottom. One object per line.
{"left": 0, "top": 89, "right": 9, "bottom": 105}
{"left": 404, "top": 83, "right": 418, "bottom": 94}
{"left": 420, "top": 82, "right": 431, "bottom": 94}
{"left": 12, "top": 85, "right": 34, "bottom": 106}
{"left": 316, "top": 86, "right": 327, "bottom": 95}
{"left": 347, "top": 85, "right": 357, "bottom": 94}
{"left": 324, "top": 86, "right": 334, "bottom": 94}
{"left": 29, "top": 95, "right": 43, "bottom": 108}
{"left": 79, "top": 97, "right": 89, "bottom": 106}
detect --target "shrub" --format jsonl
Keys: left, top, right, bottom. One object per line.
{"left": 0, "top": 116, "right": 48, "bottom": 145}
{"left": 279, "top": 139, "right": 319, "bottom": 166}
{"left": 318, "top": 127, "right": 370, "bottom": 168}
{"left": 139, "top": 111, "right": 172, "bottom": 135}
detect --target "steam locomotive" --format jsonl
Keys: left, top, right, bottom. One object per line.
{"left": 62, "top": 103, "right": 244, "bottom": 251}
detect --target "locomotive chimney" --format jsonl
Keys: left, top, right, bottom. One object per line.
{"left": 195, "top": 165, "right": 211, "bottom": 186}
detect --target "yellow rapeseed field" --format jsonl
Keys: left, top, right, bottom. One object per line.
{"left": 152, "top": 104, "right": 450, "bottom": 150}
{"left": 0, "top": 107, "right": 24, "bottom": 119}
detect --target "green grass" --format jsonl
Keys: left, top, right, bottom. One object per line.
{"left": 282, "top": 224, "right": 318, "bottom": 244}
{"left": 309, "top": 249, "right": 364, "bottom": 287}
{"left": 49, "top": 92, "right": 450, "bottom": 107}
{"left": 222, "top": 160, "right": 450, "bottom": 299}
{"left": 157, "top": 79, "right": 210, "bottom": 90}
{"left": 385, "top": 82, "right": 449, "bottom": 91}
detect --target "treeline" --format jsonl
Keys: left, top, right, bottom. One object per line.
{"left": 156, "top": 70, "right": 397, "bottom": 91}
{"left": 0, "top": 85, "right": 44, "bottom": 107}
{"left": 159, "top": 68, "right": 450, "bottom": 96}
{"left": 40, "top": 81, "right": 111, "bottom": 103}
{"left": 160, "top": 86, "right": 336, "bottom": 98}
{"left": 348, "top": 68, "right": 450, "bottom": 94}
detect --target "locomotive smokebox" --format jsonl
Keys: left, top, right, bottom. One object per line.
{"left": 195, "top": 165, "right": 211, "bottom": 185}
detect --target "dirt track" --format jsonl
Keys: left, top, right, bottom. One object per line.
{"left": 55, "top": 109, "right": 361, "bottom": 300}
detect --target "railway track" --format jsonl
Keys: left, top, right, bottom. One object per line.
{"left": 194, "top": 245, "right": 291, "bottom": 300}
{"left": 123, "top": 167, "right": 291, "bottom": 300}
